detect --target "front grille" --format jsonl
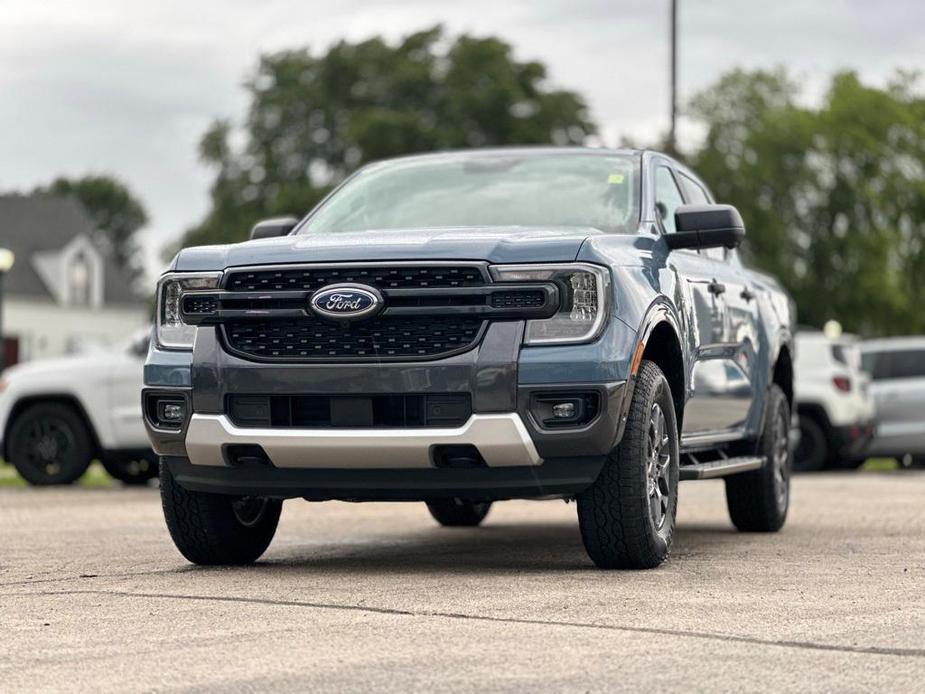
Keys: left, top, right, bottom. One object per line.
{"left": 225, "top": 265, "right": 485, "bottom": 292}
{"left": 210, "top": 263, "right": 556, "bottom": 363}
{"left": 224, "top": 315, "right": 485, "bottom": 361}
{"left": 228, "top": 393, "right": 472, "bottom": 428}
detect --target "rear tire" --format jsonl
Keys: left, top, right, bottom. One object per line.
{"left": 426, "top": 499, "right": 492, "bottom": 527}
{"left": 7, "top": 403, "right": 93, "bottom": 485}
{"left": 793, "top": 414, "right": 828, "bottom": 472}
{"left": 576, "top": 360, "right": 679, "bottom": 569}
{"left": 159, "top": 459, "right": 282, "bottom": 565}
{"left": 101, "top": 453, "right": 159, "bottom": 485}
{"left": 725, "top": 385, "right": 791, "bottom": 532}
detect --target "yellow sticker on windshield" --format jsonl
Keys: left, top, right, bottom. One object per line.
{"left": 608, "top": 173, "right": 625, "bottom": 184}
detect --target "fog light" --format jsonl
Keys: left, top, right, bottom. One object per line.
{"left": 528, "top": 391, "right": 601, "bottom": 429}
{"left": 155, "top": 400, "right": 186, "bottom": 428}
{"left": 161, "top": 403, "right": 185, "bottom": 421}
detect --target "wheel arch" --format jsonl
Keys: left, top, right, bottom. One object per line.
{"left": 633, "top": 304, "right": 686, "bottom": 434}
{"left": 3, "top": 394, "right": 102, "bottom": 461}
{"left": 772, "top": 342, "right": 794, "bottom": 409}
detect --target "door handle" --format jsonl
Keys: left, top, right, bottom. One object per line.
{"left": 740, "top": 288, "right": 756, "bottom": 302}
{"left": 707, "top": 280, "right": 726, "bottom": 296}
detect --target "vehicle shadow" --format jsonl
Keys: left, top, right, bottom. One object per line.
{"left": 188, "top": 521, "right": 742, "bottom": 576}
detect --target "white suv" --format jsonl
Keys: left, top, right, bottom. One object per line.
{"left": 794, "top": 331, "right": 875, "bottom": 471}
{"left": 0, "top": 330, "right": 156, "bottom": 485}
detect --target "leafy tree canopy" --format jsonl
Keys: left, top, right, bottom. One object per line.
{"left": 176, "top": 26, "right": 596, "bottom": 250}
{"left": 37, "top": 175, "right": 148, "bottom": 275}
{"left": 688, "top": 68, "right": 925, "bottom": 336}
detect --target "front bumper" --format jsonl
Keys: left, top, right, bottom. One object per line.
{"left": 144, "top": 320, "right": 634, "bottom": 499}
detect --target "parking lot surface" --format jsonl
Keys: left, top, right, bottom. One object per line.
{"left": 1, "top": 471, "right": 923, "bottom": 692}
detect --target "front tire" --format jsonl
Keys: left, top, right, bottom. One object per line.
{"left": 7, "top": 403, "right": 94, "bottom": 485}
{"left": 426, "top": 499, "right": 492, "bottom": 527}
{"left": 160, "top": 459, "right": 282, "bottom": 565}
{"left": 725, "top": 384, "right": 791, "bottom": 532}
{"left": 577, "top": 360, "right": 679, "bottom": 569}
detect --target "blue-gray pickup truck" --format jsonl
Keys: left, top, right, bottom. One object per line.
{"left": 144, "top": 147, "right": 795, "bottom": 569}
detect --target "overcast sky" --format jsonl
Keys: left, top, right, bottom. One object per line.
{"left": 2, "top": 0, "right": 923, "bottom": 278}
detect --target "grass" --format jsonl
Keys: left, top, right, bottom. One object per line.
{"left": 861, "top": 457, "right": 900, "bottom": 472}
{"left": 0, "top": 460, "right": 114, "bottom": 488}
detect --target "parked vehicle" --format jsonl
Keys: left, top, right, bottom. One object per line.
{"left": 793, "top": 331, "right": 875, "bottom": 471}
{"left": 0, "top": 330, "right": 157, "bottom": 485}
{"left": 144, "top": 148, "right": 795, "bottom": 569}
{"left": 861, "top": 337, "right": 925, "bottom": 468}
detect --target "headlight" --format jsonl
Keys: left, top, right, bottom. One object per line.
{"left": 490, "top": 264, "right": 610, "bottom": 345}
{"left": 155, "top": 272, "right": 222, "bottom": 350}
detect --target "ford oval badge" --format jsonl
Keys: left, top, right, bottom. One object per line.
{"left": 310, "top": 284, "right": 383, "bottom": 321}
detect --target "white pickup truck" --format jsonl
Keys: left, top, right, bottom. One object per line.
{"left": 0, "top": 330, "right": 156, "bottom": 485}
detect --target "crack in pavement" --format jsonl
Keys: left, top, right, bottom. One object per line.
{"left": 0, "top": 566, "right": 198, "bottom": 588}
{"left": 6, "top": 588, "right": 924, "bottom": 659}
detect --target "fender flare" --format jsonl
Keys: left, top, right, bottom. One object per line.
{"left": 630, "top": 298, "right": 687, "bottom": 382}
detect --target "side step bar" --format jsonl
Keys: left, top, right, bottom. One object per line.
{"left": 679, "top": 456, "right": 766, "bottom": 480}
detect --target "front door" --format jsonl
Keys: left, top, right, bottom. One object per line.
{"left": 655, "top": 164, "right": 740, "bottom": 435}
{"left": 107, "top": 338, "right": 149, "bottom": 448}
{"left": 666, "top": 167, "right": 757, "bottom": 436}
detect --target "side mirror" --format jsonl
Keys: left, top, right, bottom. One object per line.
{"left": 665, "top": 204, "right": 745, "bottom": 251}
{"left": 250, "top": 216, "right": 299, "bottom": 240}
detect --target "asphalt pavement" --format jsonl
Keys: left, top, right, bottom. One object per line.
{"left": 1, "top": 471, "right": 923, "bottom": 692}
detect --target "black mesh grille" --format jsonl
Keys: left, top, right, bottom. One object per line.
{"left": 225, "top": 265, "right": 485, "bottom": 292}
{"left": 182, "top": 295, "right": 219, "bottom": 315}
{"left": 490, "top": 290, "right": 546, "bottom": 309}
{"left": 224, "top": 316, "right": 485, "bottom": 360}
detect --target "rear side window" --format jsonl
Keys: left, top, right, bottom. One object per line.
{"left": 864, "top": 349, "right": 925, "bottom": 380}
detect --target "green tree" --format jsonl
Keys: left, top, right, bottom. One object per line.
{"left": 38, "top": 175, "right": 148, "bottom": 274}
{"left": 177, "top": 26, "right": 596, "bottom": 250}
{"left": 688, "top": 69, "right": 925, "bottom": 336}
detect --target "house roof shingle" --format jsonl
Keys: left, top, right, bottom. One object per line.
{"left": 0, "top": 193, "right": 146, "bottom": 306}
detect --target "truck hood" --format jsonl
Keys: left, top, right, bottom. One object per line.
{"left": 174, "top": 226, "right": 603, "bottom": 271}
{"left": 1, "top": 352, "right": 125, "bottom": 385}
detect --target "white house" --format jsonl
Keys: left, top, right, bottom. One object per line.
{"left": 0, "top": 194, "right": 149, "bottom": 365}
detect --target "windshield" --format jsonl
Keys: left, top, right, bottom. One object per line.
{"left": 299, "top": 151, "right": 639, "bottom": 235}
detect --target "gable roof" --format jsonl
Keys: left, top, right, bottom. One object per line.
{"left": 0, "top": 193, "right": 146, "bottom": 306}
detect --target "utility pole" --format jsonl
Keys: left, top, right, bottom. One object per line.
{"left": 669, "top": 0, "right": 678, "bottom": 154}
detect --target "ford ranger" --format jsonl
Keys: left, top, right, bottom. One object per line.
{"left": 144, "top": 148, "right": 795, "bottom": 569}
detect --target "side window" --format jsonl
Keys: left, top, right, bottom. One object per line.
{"left": 868, "top": 349, "right": 925, "bottom": 380}
{"left": 678, "top": 173, "right": 710, "bottom": 205}
{"left": 679, "top": 173, "right": 725, "bottom": 261}
{"left": 654, "top": 167, "right": 685, "bottom": 234}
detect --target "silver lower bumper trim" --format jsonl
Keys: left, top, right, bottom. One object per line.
{"left": 185, "top": 413, "right": 543, "bottom": 469}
